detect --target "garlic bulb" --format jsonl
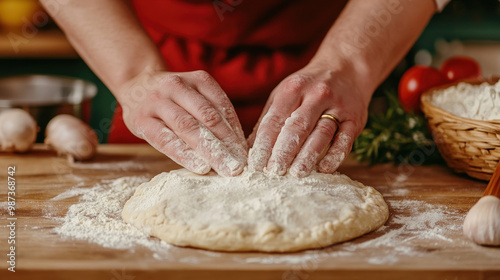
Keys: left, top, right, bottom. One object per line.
{"left": 0, "top": 108, "right": 37, "bottom": 153}
{"left": 45, "top": 114, "right": 98, "bottom": 160}
{"left": 463, "top": 195, "right": 500, "bottom": 246}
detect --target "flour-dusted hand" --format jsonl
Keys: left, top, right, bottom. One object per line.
{"left": 42, "top": 0, "right": 437, "bottom": 177}
{"left": 40, "top": 0, "right": 248, "bottom": 176}
{"left": 247, "top": 0, "right": 437, "bottom": 177}
{"left": 118, "top": 70, "right": 248, "bottom": 176}
{"left": 248, "top": 63, "right": 369, "bottom": 177}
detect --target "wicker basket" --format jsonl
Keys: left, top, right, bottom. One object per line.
{"left": 420, "top": 77, "right": 500, "bottom": 181}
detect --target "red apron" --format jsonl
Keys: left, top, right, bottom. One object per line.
{"left": 107, "top": 0, "right": 348, "bottom": 143}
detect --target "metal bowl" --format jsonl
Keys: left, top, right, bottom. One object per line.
{"left": 0, "top": 75, "right": 97, "bottom": 142}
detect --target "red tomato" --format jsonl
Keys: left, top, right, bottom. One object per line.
{"left": 440, "top": 56, "right": 482, "bottom": 82}
{"left": 398, "top": 66, "right": 447, "bottom": 113}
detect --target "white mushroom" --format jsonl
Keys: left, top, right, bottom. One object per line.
{"left": 45, "top": 114, "right": 98, "bottom": 160}
{"left": 0, "top": 108, "right": 37, "bottom": 153}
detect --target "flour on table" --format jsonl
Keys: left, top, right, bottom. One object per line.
{"left": 53, "top": 176, "right": 171, "bottom": 251}
{"left": 122, "top": 168, "right": 389, "bottom": 252}
{"left": 429, "top": 80, "right": 500, "bottom": 120}
{"left": 50, "top": 174, "right": 498, "bottom": 266}
{"left": 70, "top": 161, "right": 145, "bottom": 171}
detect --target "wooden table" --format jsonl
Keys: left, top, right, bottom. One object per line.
{"left": 1, "top": 144, "right": 499, "bottom": 280}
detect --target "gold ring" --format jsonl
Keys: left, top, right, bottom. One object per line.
{"left": 320, "top": 114, "right": 341, "bottom": 127}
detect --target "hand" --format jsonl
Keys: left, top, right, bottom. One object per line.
{"left": 118, "top": 70, "right": 248, "bottom": 176}
{"left": 248, "top": 62, "right": 369, "bottom": 177}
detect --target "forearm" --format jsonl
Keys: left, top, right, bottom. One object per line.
{"left": 40, "top": 0, "right": 166, "bottom": 96}
{"left": 310, "top": 0, "right": 436, "bottom": 103}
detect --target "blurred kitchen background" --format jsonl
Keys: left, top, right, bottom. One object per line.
{"left": 0, "top": 0, "right": 499, "bottom": 143}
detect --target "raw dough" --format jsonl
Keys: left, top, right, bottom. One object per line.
{"left": 122, "top": 169, "right": 389, "bottom": 252}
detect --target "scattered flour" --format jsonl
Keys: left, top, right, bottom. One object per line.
{"left": 50, "top": 182, "right": 87, "bottom": 201}
{"left": 367, "top": 255, "right": 399, "bottom": 265}
{"left": 341, "top": 199, "right": 463, "bottom": 265}
{"left": 53, "top": 176, "right": 171, "bottom": 251}
{"left": 71, "top": 161, "right": 145, "bottom": 171}
{"left": 387, "top": 188, "right": 411, "bottom": 196}
{"left": 394, "top": 174, "right": 409, "bottom": 184}
{"left": 51, "top": 175, "right": 475, "bottom": 266}
{"left": 243, "top": 252, "right": 328, "bottom": 265}
{"left": 430, "top": 80, "right": 500, "bottom": 121}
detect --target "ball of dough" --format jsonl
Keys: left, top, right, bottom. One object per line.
{"left": 0, "top": 108, "right": 37, "bottom": 153}
{"left": 123, "top": 169, "right": 389, "bottom": 252}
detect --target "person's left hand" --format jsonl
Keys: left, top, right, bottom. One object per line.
{"left": 248, "top": 62, "right": 370, "bottom": 177}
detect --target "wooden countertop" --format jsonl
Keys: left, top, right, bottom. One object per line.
{"left": 0, "top": 144, "right": 499, "bottom": 280}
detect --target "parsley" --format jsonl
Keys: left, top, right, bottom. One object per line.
{"left": 353, "top": 90, "right": 442, "bottom": 165}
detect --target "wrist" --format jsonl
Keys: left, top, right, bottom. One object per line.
{"left": 111, "top": 57, "right": 167, "bottom": 93}
{"left": 308, "top": 52, "right": 376, "bottom": 105}
{"left": 114, "top": 61, "right": 167, "bottom": 109}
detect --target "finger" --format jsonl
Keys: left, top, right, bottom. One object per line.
{"left": 247, "top": 77, "right": 305, "bottom": 171}
{"left": 247, "top": 92, "right": 275, "bottom": 148}
{"left": 138, "top": 118, "right": 211, "bottom": 175}
{"left": 289, "top": 114, "right": 339, "bottom": 178}
{"left": 247, "top": 127, "right": 257, "bottom": 149}
{"left": 189, "top": 70, "right": 248, "bottom": 151}
{"left": 266, "top": 106, "right": 321, "bottom": 175}
{"left": 318, "top": 121, "right": 357, "bottom": 173}
{"left": 171, "top": 82, "right": 247, "bottom": 163}
{"left": 158, "top": 101, "right": 245, "bottom": 176}
{"left": 247, "top": 110, "right": 283, "bottom": 171}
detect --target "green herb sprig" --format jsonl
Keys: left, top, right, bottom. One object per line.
{"left": 353, "top": 91, "right": 441, "bottom": 165}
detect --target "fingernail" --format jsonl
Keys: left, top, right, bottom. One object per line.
{"left": 266, "top": 161, "right": 286, "bottom": 176}
{"left": 185, "top": 155, "right": 211, "bottom": 174}
{"left": 217, "top": 156, "right": 244, "bottom": 177}
{"left": 290, "top": 150, "right": 319, "bottom": 178}
{"left": 192, "top": 162, "right": 212, "bottom": 174}
{"left": 248, "top": 147, "right": 266, "bottom": 171}
{"left": 319, "top": 151, "right": 344, "bottom": 173}
{"left": 289, "top": 163, "right": 310, "bottom": 178}
{"left": 248, "top": 135, "right": 272, "bottom": 171}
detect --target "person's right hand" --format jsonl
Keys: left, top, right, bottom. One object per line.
{"left": 117, "top": 70, "right": 248, "bottom": 176}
